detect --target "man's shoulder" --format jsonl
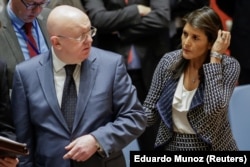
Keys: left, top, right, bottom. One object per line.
{"left": 16, "top": 51, "right": 50, "bottom": 69}
{"left": 41, "top": 7, "right": 52, "bottom": 16}
{"left": 0, "top": 8, "right": 10, "bottom": 28}
{"left": 91, "top": 47, "right": 121, "bottom": 55}
{"left": 90, "top": 47, "right": 122, "bottom": 60}
{"left": 37, "top": 7, "right": 52, "bottom": 21}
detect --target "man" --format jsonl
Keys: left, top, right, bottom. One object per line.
{"left": 0, "top": 61, "right": 19, "bottom": 167}
{"left": 81, "top": 0, "right": 171, "bottom": 150}
{"left": 0, "top": 0, "right": 51, "bottom": 88}
{"left": 11, "top": 5, "right": 146, "bottom": 167}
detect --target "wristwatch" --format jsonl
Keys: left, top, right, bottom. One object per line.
{"left": 211, "top": 51, "right": 223, "bottom": 59}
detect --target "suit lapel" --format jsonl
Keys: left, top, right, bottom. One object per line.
{"left": 37, "top": 53, "right": 69, "bottom": 131}
{"left": 72, "top": 54, "right": 98, "bottom": 132}
{"left": 156, "top": 78, "right": 178, "bottom": 130}
{"left": 36, "top": 51, "right": 98, "bottom": 133}
{"left": 190, "top": 83, "right": 204, "bottom": 109}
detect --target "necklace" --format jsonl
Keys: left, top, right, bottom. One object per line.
{"left": 188, "top": 67, "right": 198, "bottom": 84}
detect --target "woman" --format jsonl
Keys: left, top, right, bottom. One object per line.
{"left": 143, "top": 6, "right": 240, "bottom": 151}
{"left": 0, "top": 60, "right": 19, "bottom": 166}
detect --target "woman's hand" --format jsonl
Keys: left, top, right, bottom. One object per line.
{"left": 0, "top": 157, "right": 19, "bottom": 167}
{"left": 211, "top": 29, "right": 231, "bottom": 54}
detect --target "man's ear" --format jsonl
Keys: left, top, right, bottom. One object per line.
{"left": 50, "top": 36, "right": 62, "bottom": 50}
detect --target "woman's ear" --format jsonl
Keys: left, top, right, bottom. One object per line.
{"left": 207, "top": 42, "right": 213, "bottom": 50}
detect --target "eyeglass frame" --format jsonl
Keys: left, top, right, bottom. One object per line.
{"left": 21, "top": 0, "right": 50, "bottom": 10}
{"left": 56, "top": 26, "right": 97, "bottom": 43}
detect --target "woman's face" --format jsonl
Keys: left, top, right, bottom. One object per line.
{"left": 181, "top": 23, "right": 212, "bottom": 60}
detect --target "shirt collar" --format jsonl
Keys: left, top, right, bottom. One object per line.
{"left": 52, "top": 47, "right": 66, "bottom": 73}
{"left": 52, "top": 47, "right": 81, "bottom": 72}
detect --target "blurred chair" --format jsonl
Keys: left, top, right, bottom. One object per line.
{"left": 228, "top": 84, "right": 250, "bottom": 150}
{"left": 122, "top": 139, "right": 140, "bottom": 167}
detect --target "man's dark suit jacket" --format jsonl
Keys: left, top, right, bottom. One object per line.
{"left": 0, "top": 60, "right": 15, "bottom": 140}
{"left": 0, "top": 7, "right": 51, "bottom": 88}
{"left": 216, "top": 0, "right": 250, "bottom": 84}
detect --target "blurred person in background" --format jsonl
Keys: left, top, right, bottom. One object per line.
{"left": 47, "top": 0, "right": 84, "bottom": 11}
{"left": 216, "top": 0, "right": 250, "bottom": 85}
{"left": 0, "top": 60, "right": 19, "bottom": 167}
{"left": 0, "top": 0, "right": 51, "bottom": 88}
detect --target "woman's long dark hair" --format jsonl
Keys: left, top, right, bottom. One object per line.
{"left": 172, "top": 6, "right": 223, "bottom": 82}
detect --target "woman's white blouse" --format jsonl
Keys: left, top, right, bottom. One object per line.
{"left": 172, "top": 73, "right": 197, "bottom": 134}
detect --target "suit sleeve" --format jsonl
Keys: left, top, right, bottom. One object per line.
{"left": 82, "top": 0, "right": 170, "bottom": 41}
{"left": 118, "top": 0, "right": 170, "bottom": 41}
{"left": 0, "top": 61, "right": 16, "bottom": 140}
{"left": 11, "top": 66, "right": 34, "bottom": 166}
{"left": 90, "top": 55, "right": 147, "bottom": 157}
{"left": 83, "top": 0, "right": 141, "bottom": 32}
{"left": 203, "top": 57, "right": 240, "bottom": 115}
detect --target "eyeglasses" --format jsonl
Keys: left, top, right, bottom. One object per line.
{"left": 21, "top": 0, "right": 50, "bottom": 10}
{"left": 57, "top": 26, "right": 97, "bottom": 43}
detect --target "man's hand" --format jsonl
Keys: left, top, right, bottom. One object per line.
{"left": 137, "top": 5, "right": 151, "bottom": 16}
{"left": 63, "top": 134, "right": 98, "bottom": 162}
{"left": 0, "top": 157, "right": 19, "bottom": 167}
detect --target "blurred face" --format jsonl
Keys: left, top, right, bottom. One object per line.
{"left": 11, "top": 0, "right": 49, "bottom": 22}
{"left": 53, "top": 20, "right": 94, "bottom": 64}
{"left": 181, "top": 23, "right": 212, "bottom": 61}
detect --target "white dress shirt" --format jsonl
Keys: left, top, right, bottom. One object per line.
{"left": 52, "top": 48, "right": 81, "bottom": 107}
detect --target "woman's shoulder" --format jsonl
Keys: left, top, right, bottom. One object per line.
{"left": 163, "top": 49, "right": 182, "bottom": 58}
{"left": 160, "top": 49, "right": 182, "bottom": 65}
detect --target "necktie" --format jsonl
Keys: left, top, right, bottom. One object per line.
{"left": 123, "top": 1, "right": 141, "bottom": 69}
{"left": 23, "top": 22, "right": 38, "bottom": 57}
{"left": 127, "top": 45, "right": 141, "bottom": 70}
{"left": 61, "top": 65, "right": 77, "bottom": 131}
